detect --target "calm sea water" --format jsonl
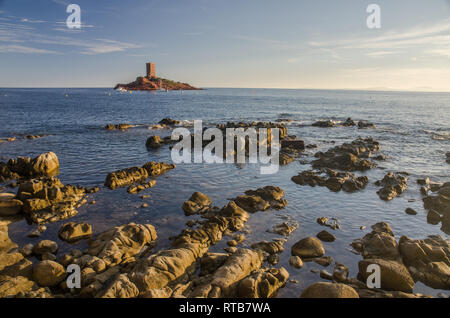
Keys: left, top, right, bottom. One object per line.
{"left": 0, "top": 88, "right": 449, "bottom": 297}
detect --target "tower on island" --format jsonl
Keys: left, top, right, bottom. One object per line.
{"left": 146, "top": 62, "right": 156, "bottom": 78}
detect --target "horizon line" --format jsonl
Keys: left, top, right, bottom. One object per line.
{"left": 1, "top": 86, "right": 450, "bottom": 94}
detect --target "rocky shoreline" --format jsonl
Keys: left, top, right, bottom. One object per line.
{"left": 0, "top": 117, "right": 449, "bottom": 298}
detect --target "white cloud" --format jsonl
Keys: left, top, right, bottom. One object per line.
{"left": 0, "top": 45, "right": 60, "bottom": 54}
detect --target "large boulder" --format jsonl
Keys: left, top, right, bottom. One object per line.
{"left": 357, "top": 259, "right": 415, "bottom": 293}
{"left": 300, "top": 282, "right": 359, "bottom": 298}
{"left": 31, "top": 152, "right": 59, "bottom": 177}
{"left": 32, "top": 260, "right": 66, "bottom": 287}
{"left": 399, "top": 235, "right": 450, "bottom": 290}
{"left": 291, "top": 237, "right": 325, "bottom": 259}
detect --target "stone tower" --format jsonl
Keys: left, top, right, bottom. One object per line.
{"left": 146, "top": 62, "right": 156, "bottom": 78}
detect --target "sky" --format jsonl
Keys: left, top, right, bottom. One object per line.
{"left": 0, "top": 0, "right": 449, "bottom": 91}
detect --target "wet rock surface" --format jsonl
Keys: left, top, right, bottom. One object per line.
{"left": 311, "top": 138, "right": 380, "bottom": 171}
{"left": 291, "top": 168, "right": 369, "bottom": 193}
{"left": 105, "top": 161, "right": 175, "bottom": 190}
{"left": 58, "top": 222, "right": 92, "bottom": 243}
{"left": 0, "top": 152, "right": 60, "bottom": 182}
{"left": 15, "top": 177, "right": 87, "bottom": 224}
{"left": 422, "top": 182, "right": 450, "bottom": 234}
{"left": 375, "top": 172, "right": 408, "bottom": 200}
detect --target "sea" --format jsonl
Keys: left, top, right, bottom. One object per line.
{"left": 0, "top": 87, "right": 449, "bottom": 297}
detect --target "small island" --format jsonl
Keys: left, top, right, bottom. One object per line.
{"left": 114, "top": 62, "right": 201, "bottom": 91}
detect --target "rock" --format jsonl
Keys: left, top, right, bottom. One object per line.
{"left": 300, "top": 282, "right": 359, "bottom": 298}
{"left": 317, "top": 230, "right": 336, "bottom": 242}
{"left": 20, "top": 243, "right": 34, "bottom": 257}
{"left": 316, "top": 217, "right": 340, "bottom": 230}
{"left": 333, "top": 263, "right": 349, "bottom": 282}
{"left": 182, "top": 192, "right": 212, "bottom": 216}
{"left": 234, "top": 195, "right": 270, "bottom": 213}
{"left": 289, "top": 256, "right": 303, "bottom": 269}
{"left": 427, "top": 209, "right": 441, "bottom": 224}
{"left": 199, "top": 253, "right": 229, "bottom": 276}
{"left": 238, "top": 267, "right": 289, "bottom": 298}
{"left": 146, "top": 135, "right": 164, "bottom": 149}
{"left": 320, "top": 270, "right": 333, "bottom": 280}
{"left": 375, "top": 172, "right": 408, "bottom": 201}
{"left": 312, "top": 256, "right": 334, "bottom": 267}
{"left": 405, "top": 208, "right": 417, "bottom": 215}
{"left": 33, "top": 260, "right": 66, "bottom": 287}
{"left": 141, "top": 203, "right": 148, "bottom": 208}
{"left": 358, "top": 259, "right": 415, "bottom": 293}
{"left": 105, "top": 161, "right": 174, "bottom": 190}
{"left": 17, "top": 177, "right": 87, "bottom": 224}
{"left": 87, "top": 223, "right": 157, "bottom": 267}
{"left": 0, "top": 276, "right": 50, "bottom": 298}
{"left": 359, "top": 224, "right": 400, "bottom": 261}
{"left": 312, "top": 138, "right": 379, "bottom": 171}
{"left": 291, "top": 169, "right": 368, "bottom": 193}
{"left": 227, "top": 240, "right": 237, "bottom": 247}
{"left": 281, "top": 139, "right": 305, "bottom": 151}
{"left": 31, "top": 152, "right": 60, "bottom": 177}
{"left": 42, "top": 252, "right": 56, "bottom": 261}
{"left": 97, "top": 274, "right": 139, "bottom": 298}
{"left": 291, "top": 237, "right": 325, "bottom": 259}
{"left": 224, "top": 247, "right": 238, "bottom": 254}
{"left": 357, "top": 120, "right": 375, "bottom": 129}
{"left": 105, "top": 123, "right": 133, "bottom": 131}
{"left": 342, "top": 117, "right": 356, "bottom": 126}
{"left": 417, "top": 178, "right": 430, "bottom": 186}
{"left": 399, "top": 235, "right": 450, "bottom": 289}
{"left": 159, "top": 118, "right": 180, "bottom": 126}
{"left": 312, "top": 120, "right": 335, "bottom": 128}
{"left": 58, "top": 222, "right": 92, "bottom": 243}
{"left": 251, "top": 240, "right": 285, "bottom": 255}
{"left": 269, "top": 222, "right": 298, "bottom": 236}
{"left": 33, "top": 240, "right": 58, "bottom": 256}
{"left": 1, "top": 152, "right": 59, "bottom": 182}
{"left": 187, "top": 248, "right": 263, "bottom": 298}
{"left": 0, "top": 193, "right": 23, "bottom": 216}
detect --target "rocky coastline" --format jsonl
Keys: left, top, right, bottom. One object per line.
{"left": 0, "top": 117, "right": 449, "bottom": 299}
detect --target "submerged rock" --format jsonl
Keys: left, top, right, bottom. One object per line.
{"left": 375, "top": 172, "right": 408, "bottom": 200}
{"left": 311, "top": 138, "right": 380, "bottom": 171}
{"left": 159, "top": 118, "right": 180, "bottom": 126}
{"left": 105, "top": 124, "right": 134, "bottom": 131}
{"left": 269, "top": 222, "right": 298, "bottom": 236}
{"left": 291, "top": 168, "right": 369, "bottom": 193}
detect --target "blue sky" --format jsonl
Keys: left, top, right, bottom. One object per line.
{"left": 0, "top": 0, "right": 449, "bottom": 90}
